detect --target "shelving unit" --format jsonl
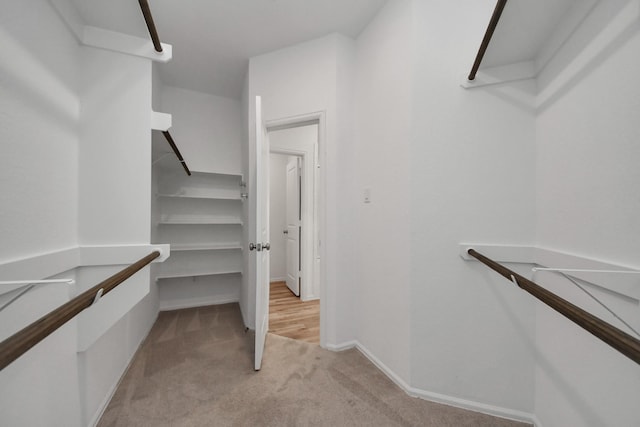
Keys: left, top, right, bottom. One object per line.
{"left": 151, "top": 169, "right": 244, "bottom": 310}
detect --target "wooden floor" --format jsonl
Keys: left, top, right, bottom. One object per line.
{"left": 269, "top": 281, "right": 320, "bottom": 344}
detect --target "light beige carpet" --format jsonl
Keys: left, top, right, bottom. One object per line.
{"left": 98, "top": 304, "right": 530, "bottom": 427}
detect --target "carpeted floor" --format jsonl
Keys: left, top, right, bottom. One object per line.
{"left": 98, "top": 304, "right": 531, "bottom": 427}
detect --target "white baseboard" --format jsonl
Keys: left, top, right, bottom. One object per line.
{"left": 270, "top": 276, "right": 287, "bottom": 282}
{"left": 350, "top": 341, "right": 538, "bottom": 426}
{"left": 159, "top": 294, "right": 239, "bottom": 311}
{"left": 324, "top": 340, "right": 357, "bottom": 352}
{"left": 353, "top": 342, "right": 413, "bottom": 392}
{"left": 407, "top": 386, "right": 536, "bottom": 426}
{"left": 530, "top": 414, "right": 543, "bottom": 427}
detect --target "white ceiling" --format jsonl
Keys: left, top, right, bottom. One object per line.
{"left": 481, "top": 0, "right": 579, "bottom": 69}
{"left": 71, "top": 0, "right": 387, "bottom": 99}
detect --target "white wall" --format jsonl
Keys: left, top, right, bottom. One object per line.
{"left": 0, "top": 2, "right": 160, "bottom": 426}
{"left": 246, "top": 34, "right": 358, "bottom": 345}
{"left": 0, "top": 0, "right": 79, "bottom": 262}
{"left": 79, "top": 48, "right": 152, "bottom": 245}
{"left": 0, "top": 2, "right": 82, "bottom": 425}
{"left": 534, "top": 1, "right": 640, "bottom": 425}
{"left": 409, "top": 0, "right": 536, "bottom": 414}
{"left": 161, "top": 86, "right": 242, "bottom": 175}
{"left": 77, "top": 46, "right": 158, "bottom": 426}
{"left": 354, "top": 0, "right": 413, "bottom": 384}
{"left": 269, "top": 153, "right": 289, "bottom": 281}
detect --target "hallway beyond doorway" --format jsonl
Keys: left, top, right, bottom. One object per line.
{"left": 269, "top": 281, "right": 319, "bottom": 344}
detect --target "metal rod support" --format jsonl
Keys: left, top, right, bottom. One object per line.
{"left": 161, "top": 131, "right": 191, "bottom": 176}
{"left": 468, "top": 248, "right": 640, "bottom": 365}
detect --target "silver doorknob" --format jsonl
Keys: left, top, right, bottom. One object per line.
{"left": 263, "top": 243, "right": 270, "bottom": 250}
{"left": 249, "top": 243, "right": 257, "bottom": 251}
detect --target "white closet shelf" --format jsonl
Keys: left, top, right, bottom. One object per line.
{"left": 170, "top": 243, "right": 242, "bottom": 251}
{"left": 158, "top": 216, "right": 243, "bottom": 225}
{"left": 157, "top": 193, "right": 241, "bottom": 201}
{"left": 156, "top": 269, "right": 242, "bottom": 279}
{"left": 190, "top": 171, "right": 243, "bottom": 179}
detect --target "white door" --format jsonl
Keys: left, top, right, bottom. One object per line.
{"left": 253, "top": 96, "right": 270, "bottom": 371}
{"left": 285, "top": 157, "right": 301, "bottom": 296}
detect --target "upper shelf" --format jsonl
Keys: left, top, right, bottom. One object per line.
{"left": 463, "top": 0, "right": 599, "bottom": 88}
{"left": 170, "top": 243, "right": 242, "bottom": 251}
{"left": 157, "top": 193, "right": 242, "bottom": 201}
{"left": 158, "top": 216, "right": 243, "bottom": 225}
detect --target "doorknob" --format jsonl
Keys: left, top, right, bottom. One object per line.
{"left": 250, "top": 243, "right": 269, "bottom": 251}
{"left": 283, "top": 230, "right": 288, "bottom": 234}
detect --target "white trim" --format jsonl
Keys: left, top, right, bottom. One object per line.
{"left": 159, "top": 294, "right": 239, "bottom": 311}
{"left": 324, "top": 340, "right": 357, "bottom": 352}
{"left": 151, "top": 111, "right": 172, "bottom": 131}
{"left": 80, "top": 244, "right": 170, "bottom": 265}
{"left": 407, "top": 385, "right": 537, "bottom": 426}
{"left": 82, "top": 26, "right": 172, "bottom": 62}
{"left": 0, "top": 244, "right": 168, "bottom": 283}
{"left": 532, "top": 267, "right": 640, "bottom": 274}
{"left": 0, "top": 247, "right": 79, "bottom": 281}
{"left": 269, "top": 276, "right": 287, "bottom": 283}
{"left": 354, "top": 342, "right": 412, "bottom": 391}
{"left": 87, "top": 311, "right": 159, "bottom": 427}
{"left": 352, "top": 341, "right": 537, "bottom": 426}
{"left": 0, "top": 279, "right": 75, "bottom": 286}
{"left": 531, "top": 415, "right": 544, "bottom": 427}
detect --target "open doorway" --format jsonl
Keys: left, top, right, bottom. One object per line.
{"left": 267, "top": 123, "right": 320, "bottom": 344}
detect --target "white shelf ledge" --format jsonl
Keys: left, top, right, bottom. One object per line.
{"left": 157, "top": 193, "right": 241, "bottom": 201}
{"left": 170, "top": 243, "right": 242, "bottom": 252}
{"left": 159, "top": 216, "right": 243, "bottom": 225}
{"left": 151, "top": 111, "right": 172, "bottom": 131}
{"left": 189, "top": 171, "right": 243, "bottom": 179}
{"left": 156, "top": 269, "right": 242, "bottom": 279}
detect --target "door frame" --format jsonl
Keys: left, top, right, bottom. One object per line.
{"left": 271, "top": 144, "right": 312, "bottom": 300}
{"left": 265, "top": 111, "right": 326, "bottom": 347}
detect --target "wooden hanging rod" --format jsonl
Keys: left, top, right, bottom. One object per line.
{"left": 0, "top": 251, "right": 161, "bottom": 371}
{"left": 161, "top": 131, "right": 192, "bottom": 176}
{"left": 468, "top": 0, "right": 508, "bottom": 81}
{"left": 138, "top": 0, "right": 163, "bottom": 52}
{"left": 467, "top": 248, "right": 640, "bottom": 365}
